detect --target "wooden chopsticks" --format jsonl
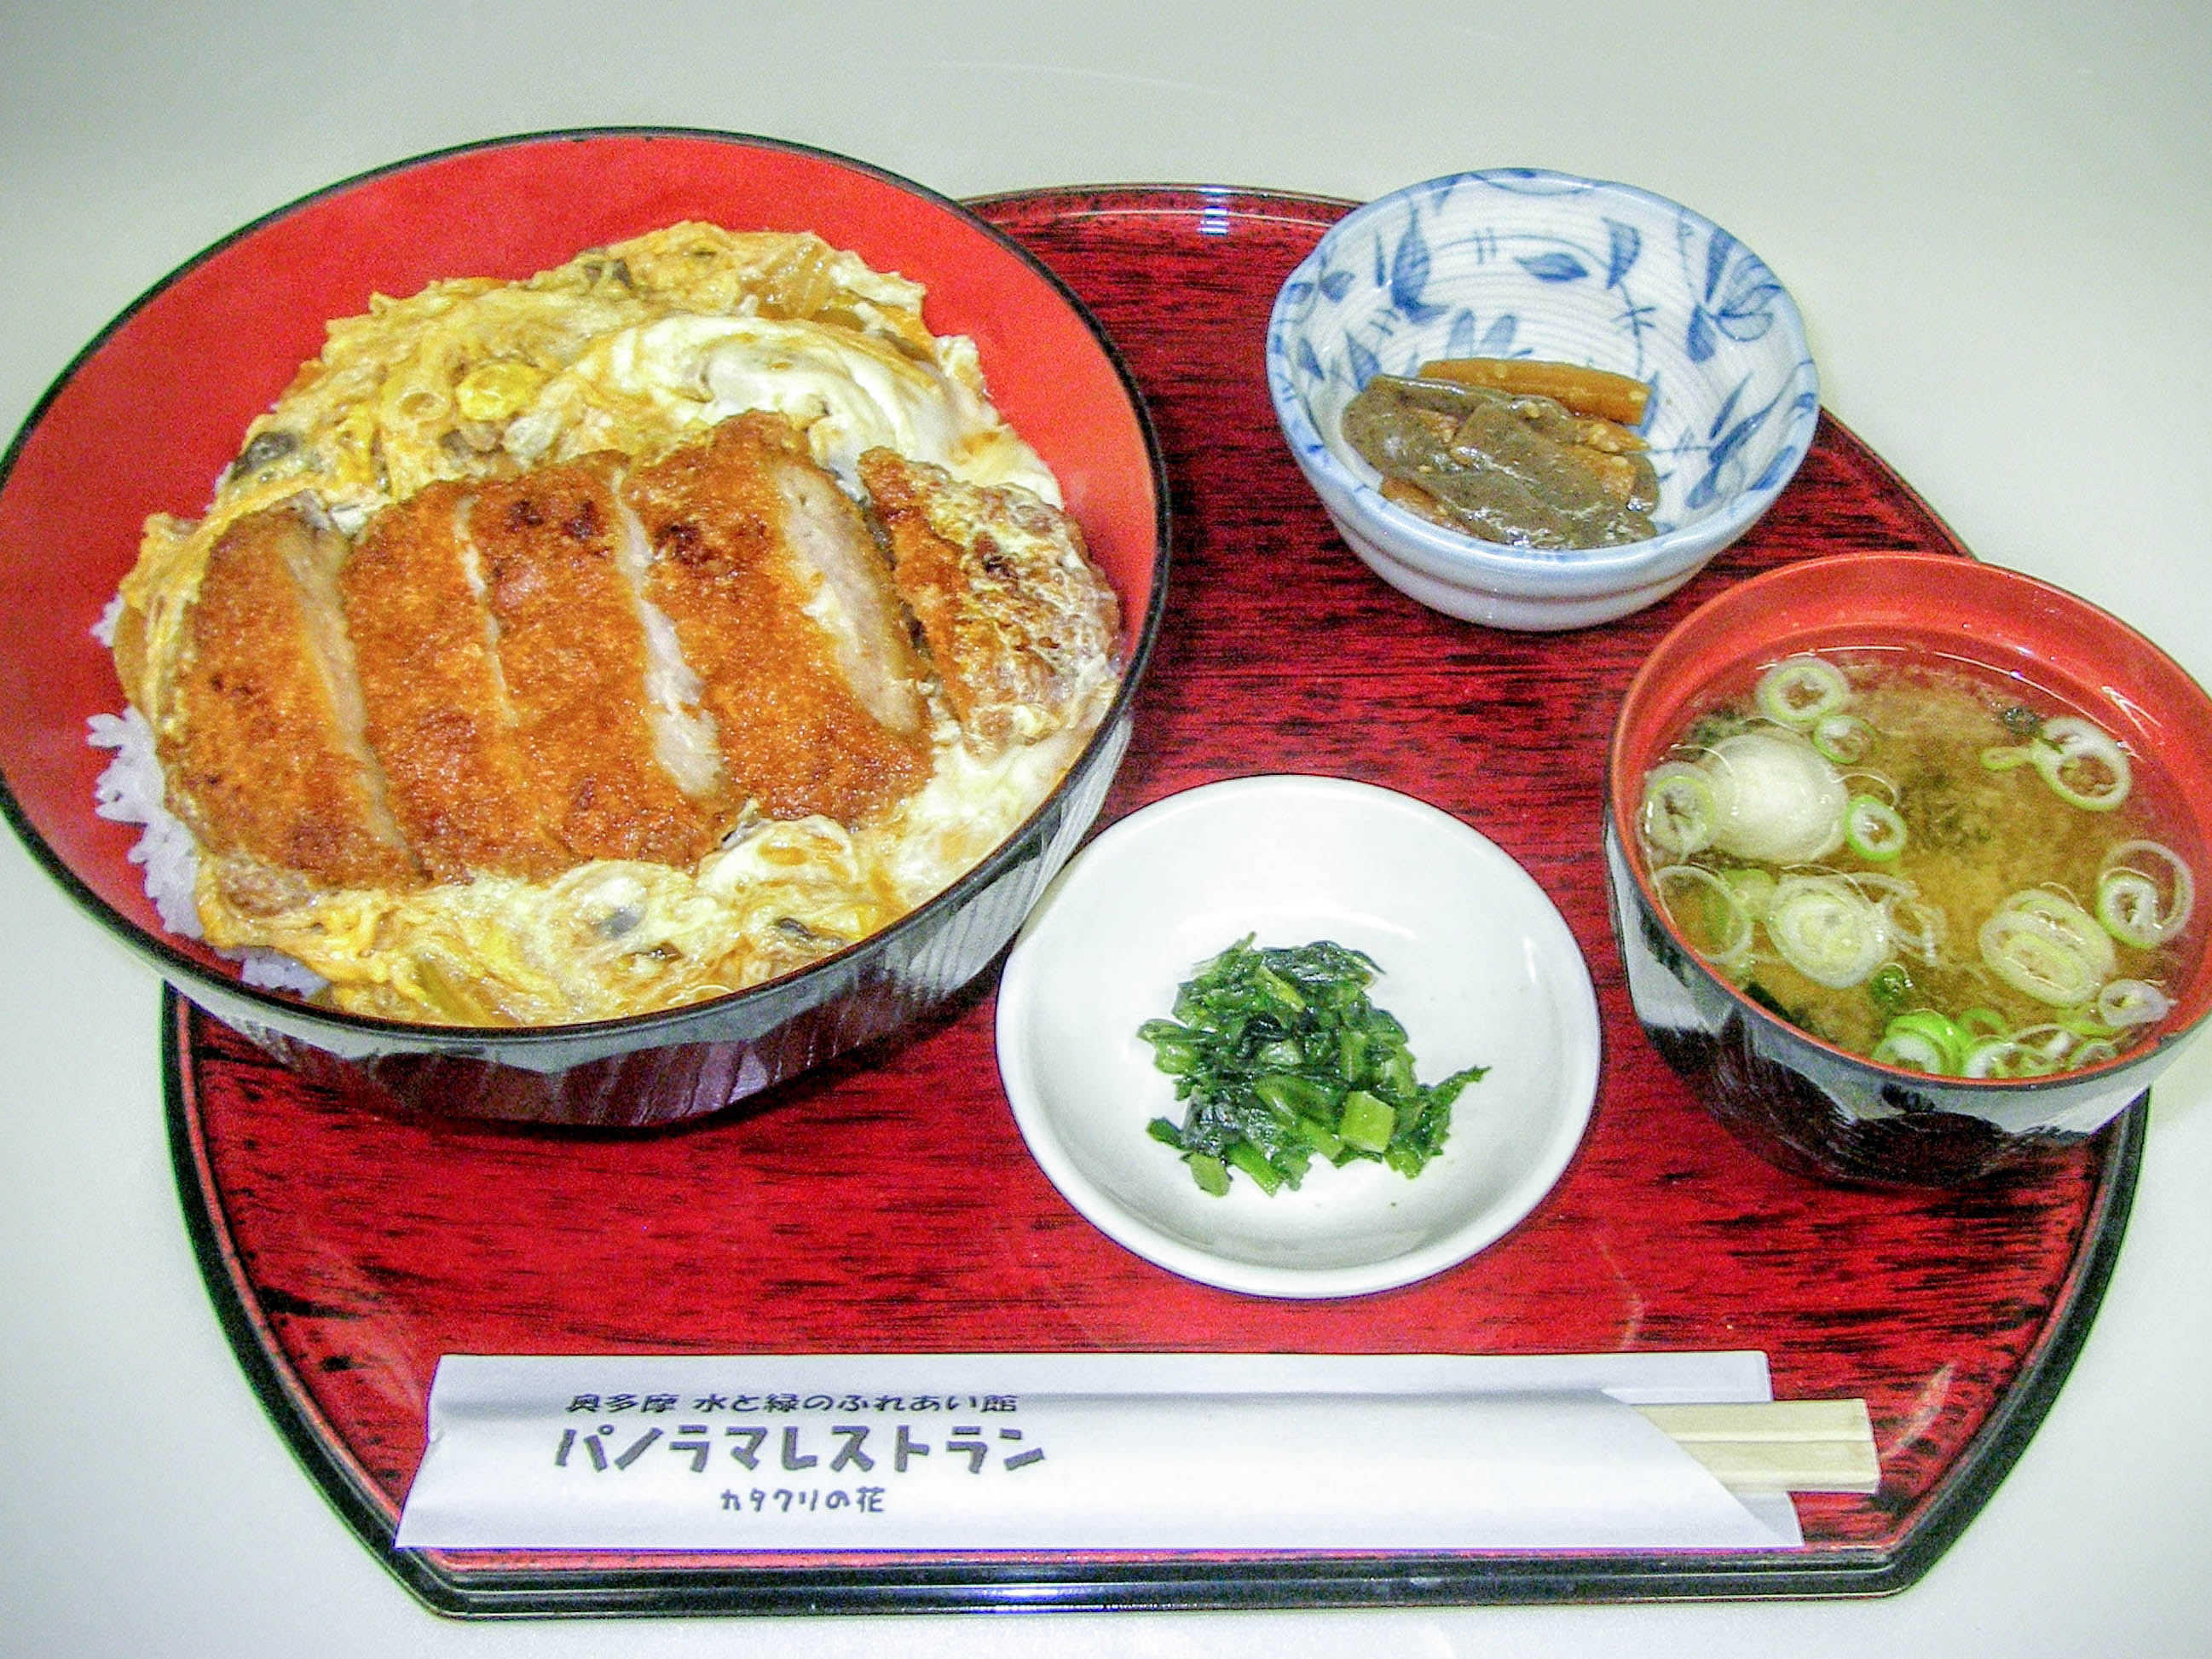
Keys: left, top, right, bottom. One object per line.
{"left": 1635, "top": 1399, "right": 1880, "bottom": 1493}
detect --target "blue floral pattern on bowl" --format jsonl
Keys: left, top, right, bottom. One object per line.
{"left": 1268, "top": 170, "right": 1819, "bottom": 629}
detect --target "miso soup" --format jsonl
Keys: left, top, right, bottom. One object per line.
{"left": 1636, "top": 650, "right": 2198, "bottom": 1076}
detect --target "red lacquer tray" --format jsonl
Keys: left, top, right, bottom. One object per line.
{"left": 167, "top": 186, "right": 2140, "bottom": 1616}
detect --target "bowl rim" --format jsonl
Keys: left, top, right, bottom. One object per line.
{"left": 1606, "top": 550, "right": 2212, "bottom": 1095}
{"left": 0, "top": 124, "right": 1173, "bottom": 1053}
{"left": 1265, "top": 165, "right": 1819, "bottom": 581}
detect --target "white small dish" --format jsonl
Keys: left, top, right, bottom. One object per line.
{"left": 995, "top": 775, "right": 1601, "bottom": 1298}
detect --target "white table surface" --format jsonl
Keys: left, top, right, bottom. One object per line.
{"left": 4, "top": 2, "right": 2209, "bottom": 1653}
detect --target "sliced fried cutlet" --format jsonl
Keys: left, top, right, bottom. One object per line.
{"left": 623, "top": 413, "right": 933, "bottom": 826}
{"left": 159, "top": 498, "right": 420, "bottom": 909}
{"left": 857, "top": 448, "right": 1121, "bottom": 759}
{"left": 342, "top": 479, "right": 570, "bottom": 881}
{"left": 465, "top": 454, "right": 728, "bottom": 867}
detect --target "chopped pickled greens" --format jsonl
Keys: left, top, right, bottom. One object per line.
{"left": 1139, "top": 936, "right": 1487, "bottom": 1196}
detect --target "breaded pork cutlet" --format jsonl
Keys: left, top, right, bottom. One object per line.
{"left": 466, "top": 455, "right": 727, "bottom": 868}
{"left": 858, "top": 448, "right": 1121, "bottom": 759}
{"left": 165, "top": 415, "right": 956, "bottom": 911}
{"left": 341, "top": 479, "right": 575, "bottom": 882}
{"left": 625, "top": 412, "right": 933, "bottom": 826}
{"left": 157, "top": 498, "right": 420, "bottom": 911}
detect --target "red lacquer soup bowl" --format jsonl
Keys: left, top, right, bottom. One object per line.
{"left": 0, "top": 129, "right": 1168, "bottom": 1127}
{"left": 1604, "top": 552, "right": 2212, "bottom": 1185}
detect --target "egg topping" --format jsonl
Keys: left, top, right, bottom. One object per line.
{"left": 101, "top": 225, "right": 1121, "bottom": 1026}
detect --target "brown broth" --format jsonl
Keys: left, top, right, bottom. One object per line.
{"left": 1643, "top": 651, "right": 2195, "bottom": 1066}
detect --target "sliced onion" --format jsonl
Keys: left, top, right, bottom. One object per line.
{"left": 2098, "top": 870, "right": 2176, "bottom": 949}
{"left": 1957, "top": 1007, "right": 2012, "bottom": 1041}
{"left": 2096, "top": 978, "right": 2173, "bottom": 1027}
{"left": 2068, "top": 1038, "right": 2122, "bottom": 1070}
{"left": 2033, "top": 717, "right": 2132, "bottom": 812}
{"left": 2014, "top": 1024, "right": 2082, "bottom": 1064}
{"left": 1721, "top": 866, "right": 1777, "bottom": 922}
{"left": 1766, "top": 874, "right": 1889, "bottom": 988}
{"left": 1845, "top": 795, "right": 1907, "bottom": 860}
{"left": 1963, "top": 1038, "right": 2059, "bottom": 1079}
{"left": 1701, "top": 731, "right": 1847, "bottom": 862}
{"left": 1655, "top": 864, "right": 1755, "bottom": 968}
{"left": 2058, "top": 1010, "right": 2120, "bottom": 1038}
{"left": 1877, "top": 1009, "right": 1968, "bottom": 1073}
{"left": 1847, "top": 872, "right": 1917, "bottom": 900}
{"left": 1885, "top": 899, "right": 1945, "bottom": 964}
{"left": 1640, "top": 761, "right": 1716, "bottom": 855}
{"left": 1872, "top": 1028, "right": 1952, "bottom": 1073}
{"left": 2096, "top": 839, "right": 2195, "bottom": 947}
{"left": 1978, "top": 889, "right": 2113, "bottom": 1008}
{"left": 2038, "top": 1024, "right": 2125, "bottom": 1073}
{"left": 2000, "top": 888, "right": 2118, "bottom": 980}
{"left": 1756, "top": 655, "right": 1851, "bottom": 728}
{"left": 1853, "top": 873, "right": 1946, "bottom": 963}
{"left": 1812, "top": 713, "right": 1874, "bottom": 765}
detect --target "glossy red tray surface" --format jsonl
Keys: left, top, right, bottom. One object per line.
{"left": 169, "top": 186, "right": 2137, "bottom": 1616}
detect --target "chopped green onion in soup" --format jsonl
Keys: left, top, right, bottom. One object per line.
{"left": 1636, "top": 651, "right": 2194, "bottom": 1072}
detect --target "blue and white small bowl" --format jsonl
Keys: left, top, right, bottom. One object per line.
{"left": 1268, "top": 170, "right": 1820, "bottom": 631}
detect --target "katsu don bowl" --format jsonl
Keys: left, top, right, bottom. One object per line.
{"left": 0, "top": 130, "right": 1168, "bottom": 1125}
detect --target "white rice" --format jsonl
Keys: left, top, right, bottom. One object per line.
{"left": 86, "top": 625, "right": 329, "bottom": 996}
{"left": 87, "top": 707, "right": 205, "bottom": 938}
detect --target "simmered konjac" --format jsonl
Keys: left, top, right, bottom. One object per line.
{"left": 1637, "top": 650, "right": 2196, "bottom": 1077}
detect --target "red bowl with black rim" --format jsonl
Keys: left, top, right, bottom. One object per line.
{"left": 1604, "top": 552, "right": 2212, "bottom": 1185}
{"left": 0, "top": 129, "right": 1169, "bottom": 1126}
